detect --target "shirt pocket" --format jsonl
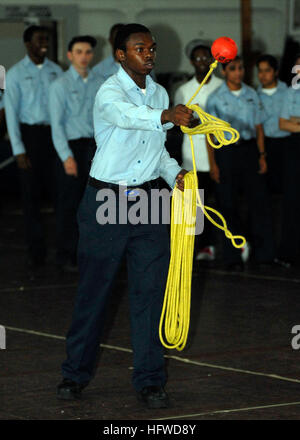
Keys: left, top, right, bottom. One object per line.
{"left": 67, "top": 91, "right": 82, "bottom": 116}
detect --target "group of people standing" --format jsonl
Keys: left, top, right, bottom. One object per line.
{"left": 3, "top": 24, "right": 126, "bottom": 272}
{"left": 175, "top": 41, "right": 300, "bottom": 270}
{"left": 2, "top": 21, "right": 300, "bottom": 409}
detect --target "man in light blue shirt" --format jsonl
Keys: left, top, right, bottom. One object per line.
{"left": 4, "top": 25, "right": 62, "bottom": 268}
{"left": 256, "top": 55, "right": 290, "bottom": 194}
{"left": 206, "top": 56, "right": 274, "bottom": 270}
{"left": 49, "top": 35, "right": 103, "bottom": 271}
{"left": 57, "top": 23, "right": 192, "bottom": 407}
{"left": 276, "top": 54, "right": 300, "bottom": 267}
{"left": 92, "top": 23, "right": 125, "bottom": 82}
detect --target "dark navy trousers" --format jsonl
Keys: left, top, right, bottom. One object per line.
{"left": 61, "top": 183, "right": 170, "bottom": 391}
{"left": 214, "top": 139, "right": 275, "bottom": 265}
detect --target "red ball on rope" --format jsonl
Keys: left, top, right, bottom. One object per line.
{"left": 211, "top": 37, "right": 238, "bottom": 64}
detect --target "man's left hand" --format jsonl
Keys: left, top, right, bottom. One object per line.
{"left": 258, "top": 156, "right": 267, "bottom": 174}
{"left": 175, "top": 169, "right": 188, "bottom": 191}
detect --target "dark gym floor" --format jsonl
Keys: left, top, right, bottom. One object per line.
{"left": 1, "top": 192, "right": 300, "bottom": 421}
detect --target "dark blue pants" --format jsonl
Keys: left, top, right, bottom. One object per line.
{"left": 214, "top": 139, "right": 275, "bottom": 265}
{"left": 61, "top": 183, "right": 170, "bottom": 391}
{"left": 279, "top": 134, "right": 300, "bottom": 262}
{"left": 56, "top": 138, "right": 96, "bottom": 265}
{"left": 19, "top": 124, "right": 56, "bottom": 261}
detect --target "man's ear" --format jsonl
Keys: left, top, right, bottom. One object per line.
{"left": 221, "top": 68, "right": 226, "bottom": 77}
{"left": 115, "top": 48, "right": 125, "bottom": 63}
{"left": 67, "top": 51, "right": 73, "bottom": 62}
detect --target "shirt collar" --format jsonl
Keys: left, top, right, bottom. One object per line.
{"left": 69, "top": 64, "right": 92, "bottom": 81}
{"left": 222, "top": 81, "right": 247, "bottom": 96}
{"left": 117, "top": 66, "right": 157, "bottom": 95}
{"left": 23, "top": 54, "right": 50, "bottom": 69}
{"left": 257, "top": 80, "right": 286, "bottom": 94}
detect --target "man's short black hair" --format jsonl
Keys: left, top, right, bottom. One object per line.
{"left": 23, "top": 25, "right": 49, "bottom": 43}
{"left": 190, "top": 45, "right": 211, "bottom": 60}
{"left": 221, "top": 55, "right": 242, "bottom": 70}
{"left": 109, "top": 23, "right": 125, "bottom": 39}
{"left": 114, "top": 23, "right": 151, "bottom": 53}
{"left": 68, "top": 35, "right": 97, "bottom": 52}
{"left": 256, "top": 54, "right": 278, "bottom": 71}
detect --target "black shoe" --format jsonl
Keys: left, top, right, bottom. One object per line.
{"left": 57, "top": 378, "right": 87, "bottom": 400}
{"left": 137, "top": 386, "right": 169, "bottom": 409}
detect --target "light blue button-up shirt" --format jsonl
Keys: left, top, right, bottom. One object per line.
{"left": 207, "top": 82, "right": 264, "bottom": 141}
{"left": 90, "top": 66, "right": 181, "bottom": 188}
{"left": 280, "top": 86, "right": 300, "bottom": 120}
{"left": 49, "top": 65, "right": 103, "bottom": 162}
{"left": 4, "top": 55, "right": 62, "bottom": 155}
{"left": 257, "top": 80, "right": 290, "bottom": 138}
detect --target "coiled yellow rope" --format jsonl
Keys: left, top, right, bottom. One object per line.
{"left": 159, "top": 60, "right": 246, "bottom": 351}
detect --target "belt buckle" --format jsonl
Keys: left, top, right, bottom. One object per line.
{"left": 124, "top": 188, "right": 140, "bottom": 198}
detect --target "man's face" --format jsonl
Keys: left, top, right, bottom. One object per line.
{"left": 224, "top": 59, "right": 244, "bottom": 86}
{"left": 117, "top": 32, "right": 156, "bottom": 77}
{"left": 191, "top": 47, "right": 212, "bottom": 76}
{"left": 67, "top": 42, "right": 94, "bottom": 69}
{"left": 258, "top": 61, "right": 277, "bottom": 88}
{"left": 26, "top": 31, "right": 49, "bottom": 59}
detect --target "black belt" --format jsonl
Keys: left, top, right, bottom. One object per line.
{"left": 88, "top": 177, "right": 160, "bottom": 192}
{"left": 20, "top": 123, "right": 50, "bottom": 129}
{"left": 69, "top": 137, "right": 95, "bottom": 144}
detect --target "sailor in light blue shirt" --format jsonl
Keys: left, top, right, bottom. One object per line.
{"left": 49, "top": 35, "right": 103, "bottom": 270}
{"left": 257, "top": 80, "right": 290, "bottom": 139}
{"left": 256, "top": 55, "right": 290, "bottom": 195}
{"left": 91, "top": 66, "right": 181, "bottom": 188}
{"left": 5, "top": 54, "right": 62, "bottom": 157}
{"left": 92, "top": 23, "right": 124, "bottom": 82}
{"left": 58, "top": 25, "right": 193, "bottom": 399}
{"left": 280, "top": 87, "right": 300, "bottom": 122}
{"left": 207, "top": 81, "right": 265, "bottom": 141}
{"left": 206, "top": 56, "right": 274, "bottom": 268}
{"left": 93, "top": 54, "right": 120, "bottom": 83}
{"left": 3, "top": 25, "right": 62, "bottom": 267}
{"left": 49, "top": 64, "right": 103, "bottom": 162}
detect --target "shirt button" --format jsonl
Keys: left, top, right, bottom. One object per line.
{"left": 133, "top": 179, "right": 136, "bottom": 182}
{"left": 138, "top": 160, "right": 141, "bottom": 163}
{"left": 142, "top": 140, "right": 145, "bottom": 144}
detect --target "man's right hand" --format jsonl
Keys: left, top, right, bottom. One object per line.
{"left": 63, "top": 157, "right": 78, "bottom": 177}
{"left": 161, "top": 104, "right": 193, "bottom": 127}
{"left": 16, "top": 153, "right": 31, "bottom": 170}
